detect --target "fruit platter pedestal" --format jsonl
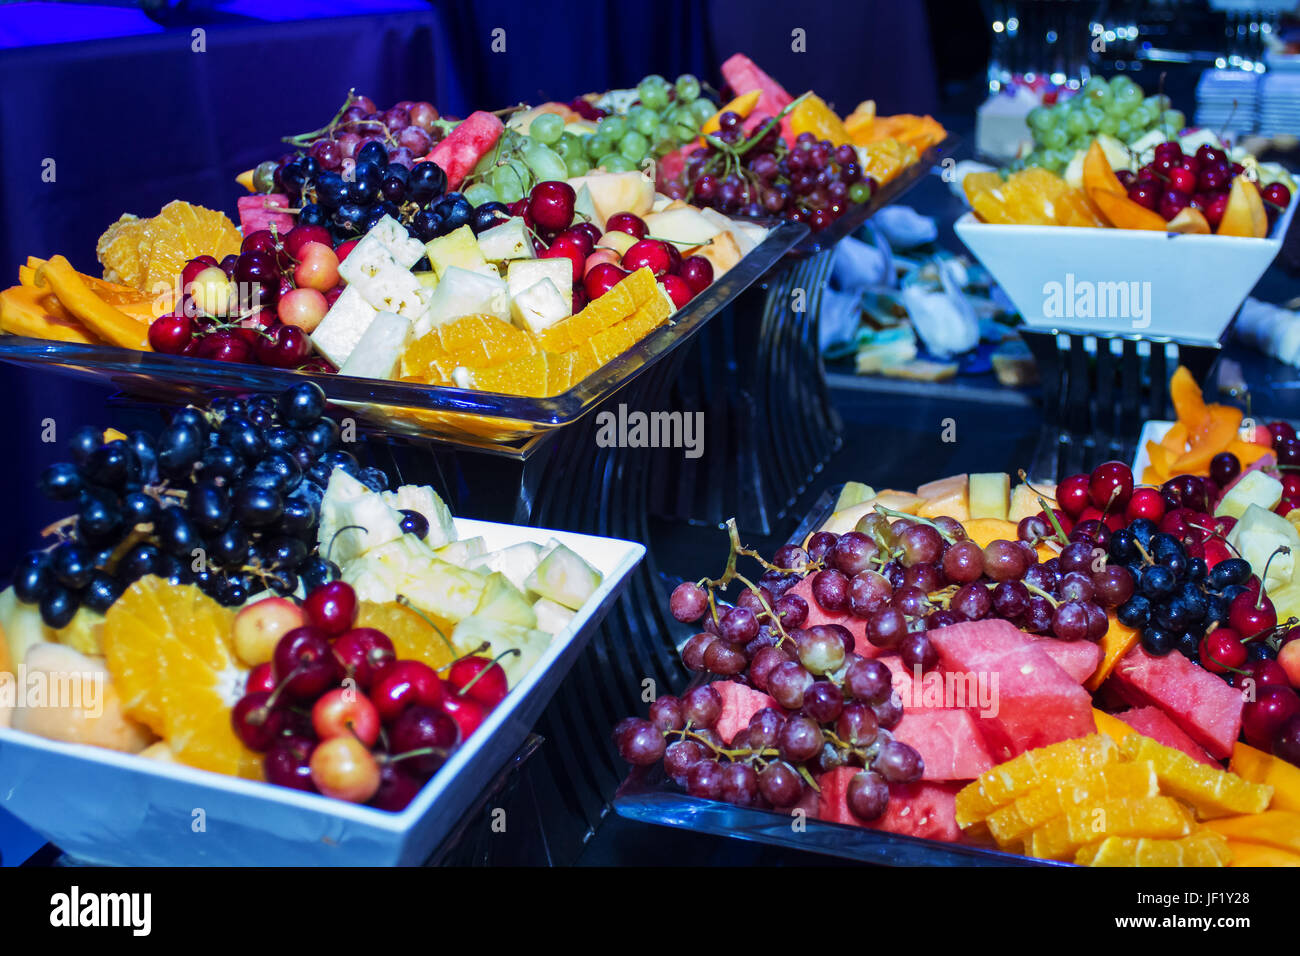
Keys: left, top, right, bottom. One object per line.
{"left": 1019, "top": 329, "right": 1222, "bottom": 484}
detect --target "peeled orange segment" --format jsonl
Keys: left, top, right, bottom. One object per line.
{"left": 1053, "top": 189, "right": 1106, "bottom": 227}
{"left": 103, "top": 577, "right": 259, "bottom": 778}
{"left": 97, "top": 201, "right": 242, "bottom": 294}
{"left": 455, "top": 351, "right": 550, "bottom": 397}
{"left": 1119, "top": 735, "right": 1273, "bottom": 819}
{"left": 402, "top": 314, "right": 537, "bottom": 382}
{"left": 986, "top": 760, "right": 1159, "bottom": 848}
{"left": 1077, "top": 830, "right": 1231, "bottom": 867}
{"left": 955, "top": 734, "right": 1119, "bottom": 827}
{"left": 355, "top": 601, "right": 458, "bottom": 673}
{"left": 543, "top": 350, "right": 580, "bottom": 395}
{"left": 537, "top": 267, "right": 653, "bottom": 353}
{"left": 1026, "top": 796, "right": 1192, "bottom": 861}
{"left": 962, "top": 172, "right": 1005, "bottom": 207}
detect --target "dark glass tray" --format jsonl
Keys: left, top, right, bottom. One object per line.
{"left": 0, "top": 221, "right": 807, "bottom": 454}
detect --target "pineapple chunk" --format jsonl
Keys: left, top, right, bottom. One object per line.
{"left": 425, "top": 224, "right": 489, "bottom": 279}
{"left": 1216, "top": 470, "right": 1284, "bottom": 521}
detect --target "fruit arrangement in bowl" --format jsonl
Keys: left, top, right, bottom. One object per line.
{"left": 614, "top": 456, "right": 1300, "bottom": 866}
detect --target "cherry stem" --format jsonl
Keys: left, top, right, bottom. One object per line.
{"left": 386, "top": 745, "right": 450, "bottom": 766}
{"left": 1258, "top": 546, "right": 1290, "bottom": 609}
{"left": 326, "top": 524, "right": 366, "bottom": 562}
{"left": 455, "top": 647, "right": 521, "bottom": 697}
{"left": 1132, "top": 537, "right": 1155, "bottom": 567}
{"left": 1018, "top": 470, "right": 1069, "bottom": 546}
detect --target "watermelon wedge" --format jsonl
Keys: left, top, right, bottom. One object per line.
{"left": 425, "top": 110, "right": 505, "bottom": 191}
{"left": 710, "top": 680, "right": 777, "bottom": 745}
{"left": 928, "top": 619, "right": 1097, "bottom": 762}
{"left": 720, "top": 53, "right": 793, "bottom": 120}
{"left": 1109, "top": 645, "right": 1243, "bottom": 760}
{"left": 237, "top": 194, "right": 294, "bottom": 236}
{"left": 1027, "top": 636, "right": 1103, "bottom": 684}
{"left": 1113, "top": 706, "right": 1218, "bottom": 766}
{"left": 817, "top": 767, "right": 962, "bottom": 842}
{"left": 892, "top": 709, "right": 997, "bottom": 781}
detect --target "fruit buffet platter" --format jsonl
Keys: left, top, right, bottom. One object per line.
{"left": 0, "top": 55, "right": 943, "bottom": 449}
{"left": 0, "top": 381, "right": 644, "bottom": 865}
{"left": 613, "top": 368, "right": 1300, "bottom": 867}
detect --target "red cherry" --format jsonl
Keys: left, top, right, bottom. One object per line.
{"left": 264, "top": 734, "right": 317, "bottom": 791}
{"left": 331, "top": 627, "right": 396, "bottom": 690}
{"left": 1202, "top": 193, "right": 1229, "bottom": 228}
{"left": 1125, "top": 487, "right": 1165, "bottom": 523}
{"left": 219, "top": 254, "right": 240, "bottom": 279}
{"left": 1167, "top": 167, "right": 1197, "bottom": 194}
{"left": 312, "top": 687, "right": 381, "bottom": 747}
{"left": 1241, "top": 686, "right": 1300, "bottom": 750}
{"left": 1203, "top": 539, "right": 1232, "bottom": 568}
{"left": 148, "top": 313, "right": 193, "bottom": 354}
{"left": 235, "top": 307, "right": 278, "bottom": 347}
{"left": 659, "top": 274, "right": 694, "bottom": 310}
{"left": 1128, "top": 183, "right": 1160, "bottom": 210}
{"left": 447, "top": 655, "right": 510, "bottom": 708}
{"left": 196, "top": 331, "right": 253, "bottom": 364}
{"left": 1037, "top": 508, "right": 1073, "bottom": 536}
{"left": 621, "top": 239, "right": 672, "bottom": 277}
{"left": 604, "top": 212, "right": 648, "bottom": 239}
{"left": 388, "top": 705, "right": 459, "bottom": 777}
{"left": 253, "top": 324, "right": 311, "bottom": 369}
{"left": 678, "top": 255, "right": 714, "bottom": 295}
{"left": 556, "top": 227, "right": 594, "bottom": 258}
{"left": 1272, "top": 421, "right": 1298, "bottom": 445}
{"left": 528, "top": 181, "right": 576, "bottom": 232}
{"left": 284, "top": 224, "right": 333, "bottom": 260}
{"left": 663, "top": 242, "right": 683, "bottom": 275}
{"left": 335, "top": 238, "right": 361, "bottom": 262}
{"left": 302, "top": 581, "right": 357, "bottom": 637}
{"left": 271, "top": 626, "right": 339, "bottom": 701}
{"left": 584, "top": 262, "right": 628, "bottom": 300}
{"left": 570, "top": 221, "right": 602, "bottom": 250}
{"left": 247, "top": 662, "right": 277, "bottom": 694}
{"left": 370, "top": 660, "right": 444, "bottom": 724}
{"left": 1199, "top": 628, "right": 1247, "bottom": 675}
{"left": 1263, "top": 181, "right": 1292, "bottom": 210}
{"left": 540, "top": 235, "right": 586, "bottom": 285}
{"left": 1229, "top": 590, "right": 1277, "bottom": 639}
{"left": 241, "top": 229, "right": 279, "bottom": 256}
{"left": 1245, "top": 657, "right": 1291, "bottom": 690}
{"left": 181, "top": 255, "right": 219, "bottom": 291}
{"left": 370, "top": 762, "right": 423, "bottom": 811}
{"left": 1056, "top": 473, "right": 1092, "bottom": 519}
{"left": 440, "top": 694, "right": 489, "bottom": 740}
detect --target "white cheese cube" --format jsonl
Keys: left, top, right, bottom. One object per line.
{"left": 415, "top": 266, "right": 510, "bottom": 335}
{"left": 367, "top": 215, "right": 426, "bottom": 268}
{"left": 506, "top": 258, "right": 572, "bottom": 303}
{"left": 338, "top": 311, "right": 413, "bottom": 380}
{"left": 310, "top": 285, "right": 378, "bottom": 368}
{"left": 476, "top": 218, "right": 535, "bottom": 263}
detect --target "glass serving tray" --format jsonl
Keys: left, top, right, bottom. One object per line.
{"left": 612, "top": 482, "right": 1060, "bottom": 867}
{"left": 0, "top": 221, "right": 807, "bottom": 453}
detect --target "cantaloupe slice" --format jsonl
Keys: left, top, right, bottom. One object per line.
{"left": 1087, "top": 615, "right": 1140, "bottom": 691}
{"left": 1082, "top": 140, "right": 1126, "bottom": 198}
{"left": 1170, "top": 366, "right": 1210, "bottom": 432}
{"left": 1171, "top": 405, "right": 1242, "bottom": 473}
{"left": 1167, "top": 206, "right": 1210, "bottom": 235}
{"left": 1231, "top": 741, "right": 1300, "bottom": 813}
{"left": 1217, "top": 175, "right": 1268, "bottom": 238}
{"left": 1092, "top": 189, "right": 1170, "bottom": 231}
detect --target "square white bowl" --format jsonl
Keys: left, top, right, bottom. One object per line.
{"left": 954, "top": 195, "right": 1297, "bottom": 344}
{"left": 0, "top": 519, "right": 644, "bottom": 866}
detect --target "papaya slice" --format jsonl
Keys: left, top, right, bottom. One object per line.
{"left": 1218, "top": 175, "right": 1268, "bottom": 238}
{"left": 1146, "top": 440, "right": 1176, "bottom": 478}
{"left": 0, "top": 285, "right": 100, "bottom": 343}
{"left": 1172, "top": 405, "right": 1243, "bottom": 473}
{"left": 1091, "top": 189, "right": 1170, "bottom": 231}
{"left": 1160, "top": 420, "right": 1190, "bottom": 453}
{"left": 1083, "top": 140, "right": 1125, "bottom": 199}
{"left": 1170, "top": 366, "right": 1210, "bottom": 433}
{"left": 1226, "top": 439, "right": 1273, "bottom": 467}
{"left": 1086, "top": 615, "right": 1141, "bottom": 691}
{"left": 1168, "top": 206, "right": 1210, "bottom": 235}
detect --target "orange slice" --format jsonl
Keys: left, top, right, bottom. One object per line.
{"left": 1077, "top": 830, "right": 1231, "bottom": 867}
{"left": 1026, "top": 796, "right": 1192, "bottom": 861}
{"left": 98, "top": 201, "right": 242, "bottom": 294}
{"left": 354, "top": 601, "right": 457, "bottom": 673}
{"left": 1119, "top": 735, "right": 1272, "bottom": 819}
{"left": 955, "top": 734, "right": 1119, "bottom": 827}
{"left": 455, "top": 351, "right": 550, "bottom": 397}
{"left": 987, "top": 760, "right": 1159, "bottom": 848}
{"left": 103, "top": 576, "right": 261, "bottom": 779}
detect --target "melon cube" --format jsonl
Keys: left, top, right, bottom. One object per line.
{"left": 416, "top": 267, "right": 511, "bottom": 334}
{"left": 834, "top": 482, "right": 876, "bottom": 511}
{"left": 510, "top": 278, "right": 570, "bottom": 335}
{"left": 426, "top": 225, "right": 490, "bottom": 279}
{"left": 1226, "top": 503, "right": 1299, "bottom": 591}
{"left": 916, "top": 474, "right": 969, "bottom": 520}
{"left": 1216, "top": 469, "right": 1284, "bottom": 520}
{"left": 1009, "top": 483, "right": 1054, "bottom": 522}
{"left": 338, "top": 311, "right": 412, "bottom": 380}
{"left": 476, "top": 218, "right": 535, "bottom": 263}
{"left": 365, "top": 214, "right": 426, "bottom": 268}
{"left": 968, "top": 473, "right": 1010, "bottom": 521}
{"left": 310, "top": 285, "right": 378, "bottom": 368}
{"left": 506, "top": 258, "right": 572, "bottom": 302}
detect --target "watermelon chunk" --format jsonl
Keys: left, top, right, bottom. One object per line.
{"left": 710, "top": 680, "right": 777, "bottom": 745}
{"left": 892, "top": 708, "right": 997, "bottom": 781}
{"left": 817, "top": 767, "right": 962, "bottom": 842}
{"left": 928, "top": 619, "right": 1097, "bottom": 762}
{"left": 1027, "top": 636, "right": 1102, "bottom": 684}
{"left": 237, "top": 194, "right": 294, "bottom": 236}
{"left": 1109, "top": 645, "right": 1243, "bottom": 760}
{"left": 720, "top": 53, "right": 793, "bottom": 120}
{"left": 784, "top": 576, "right": 877, "bottom": 657}
{"left": 1113, "top": 706, "right": 1218, "bottom": 766}
{"left": 878, "top": 655, "right": 986, "bottom": 711}
{"left": 426, "top": 110, "right": 505, "bottom": 191}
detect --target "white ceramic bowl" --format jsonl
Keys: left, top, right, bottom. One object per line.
{"left": 954, "top": 196, "right": 1297, "bottom": 345}
{"left": 0, "top": 519, "right": 644, "bottom": 866}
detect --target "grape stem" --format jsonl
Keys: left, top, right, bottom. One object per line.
{"left": 1023, "top": 582, "right": 1060, "bottom": 608}
{"left": 685, "top": 93, "right": 810, "bottom": 203}
{"left": 1017, "top": 470, "right": 1069, "bottom": 546}
{"left": 282, "top": 89, "right": 361, "bottom": 147}
{"left": 873, "top": 505, "right": 959, "bottom": 545}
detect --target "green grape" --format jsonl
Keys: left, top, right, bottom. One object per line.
{"left": 1041, "top": 149, "right": 1068, "bottom": 172}
{"left": 848, "top": 181, "right": 871, "bottom": 203}
{"left": 689, "top": 98, "right": 716, "bottom": 125}
{"left": 1049, "top": 101, "right": 1071, "bottom": 124}
{"left": 596, "top": 153, "right": 636, "bottom": 173}
{"left": 1023, "top": 150, "right": 1046, "bottom": 169}
{"left": 637, "top": 75, "right": 670, "bottom": 111}
{"left": 669, "top": 107, "right": 698, "bottom": 142}
{"left": 553, "top": 133, "right": 580, "bottom": 159}
{"left": 619, "top": 130, "right": 649, "bottom": 162}
{"left": 1028, "top": 106, "right": 1053, "bottom": 131}
{"left": 528, "top": 112, "right": 565, "bottom": 145}
{"left": 1115, "top": 119, "right": 1134, "bottom": 142}
{"left": 1161, "top": 109, "right": 1186, "bottom": 133}
{"left": 464, "top": 182, "right": 500, "bottom": 207}
{"left": 1104, "top": 95, "right": 1134, "bottom": 119}
{"left": 1065, "top": 110, "right": 1089, "bottom": 137}
{"left": 565, "top": 155, "right": 592, "bottom": 178}
{"left": 1127, "top": 104, "right": 1153, "bottom": 130}
{"left": 521, "top": 141, "right": 568, "bottom": 182}
{"left": 652, "top": 137, "right": 677, "bottom": 157}
{"left": 630, "top": 107, "right": 658, "bottom": 137}
{"left": 1084, "top": 76, "right": 1111, "bottom": 103}
{"left": 1108, "top": 74, "right": 1136, "bottom": 94}
{"left": 1097, "top": 114, "right": 1120, "bottom": 136}
{"left": 1069, "top": 136, "right": 1092, "bottom": 153}
{"left": 586, "top": 133, "right": 614, "bottom": 159}
{"left": 675, "top": 74, "right": 701, "bottom": 103}
{"left": 490, "top": 159, "right": 531, "bottom": 204}
{"left": 1082, "top": 103, "right": 1106, "bottom": 130}
{"left": 598, "top": 115, "right": 627, "bottom": 140}
{"left": 1041, "top": 126, "right": 1069, "bottom": 149}
{"left": 1144, "top": 93, "right": 1171, "bottom": 114}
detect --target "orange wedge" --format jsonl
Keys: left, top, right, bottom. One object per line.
{"left": 98, "top": 201, "right": 242, "bottom": 293}
{"left": 1077, "top": 830, "right": 1230, "bottom": 867}
{"left": 454, "top": 350, "right": 550, "bottom": 397}
{"left": 1091, "top": 189, "right": 1169, "bottom": 231}
{"left": 1168, "top": 207, "right": 1211, "bottom": 234}
{"left": 987, "top": 760, "right": 1159, "bottom": 848}
{"left": 1218, "top": 175, "right": 1268, "bottom": 238}
{"left": 354, "top": 601, "right": 457, "bottom": 673}
{"left": 1119, "top": 735, "right": 1272, "bottom": 819}
{"left": 1026, "top": 796, "right": 1192, "bottom": 861}
{"left": 955, "top": 734, "right": 1119, "bottom": 826}
{"left": 103, "top": 576, "right": 261, "bottom": 779}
